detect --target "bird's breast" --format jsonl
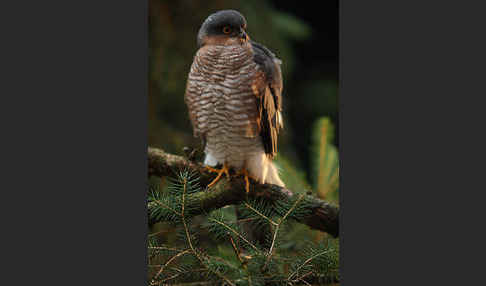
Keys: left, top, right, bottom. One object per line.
{"left": 190, "top": 44, "right": 264, "bottom": 167}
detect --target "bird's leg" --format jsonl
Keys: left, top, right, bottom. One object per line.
{"left": 206, "top": 163, "right": 230, "bottom": 189}
{"left": 238, "top": 168, "right": 254, "bottom": 194}
{"left": 205, "top": 165, "right": 222, "bottom": 174}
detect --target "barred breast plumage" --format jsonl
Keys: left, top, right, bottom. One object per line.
{"left": 184, "top": 10, "right": 285, "bottom": 187}
{"left": 187, "top": 44, "right": 262, "bottom": 166}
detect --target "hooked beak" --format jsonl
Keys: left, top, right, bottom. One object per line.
{"left": 239, "top": 29, "right": 249, "bottom": 43}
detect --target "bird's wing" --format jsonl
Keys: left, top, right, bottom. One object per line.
{"left": 250, "top": 41, "right": 284, "bottom": 158}
{"left": 184, "top": 59, "right": 208, "bottom": 144}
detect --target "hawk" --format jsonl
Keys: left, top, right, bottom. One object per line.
{"left": 185, "top": 10, "right": 285, "bottom": 192}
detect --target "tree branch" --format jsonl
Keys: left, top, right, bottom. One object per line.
{"left": 148, "top": 147, "right": 339, "bottom": 237}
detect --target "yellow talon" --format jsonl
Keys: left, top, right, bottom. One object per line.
{"left": 244, "top": 175, "right": 250, "bottom": 194}
{"left": 205, "top": 166, "right": 221, "bottom": 173}
{"left": 239, "top": 168, "right": 252, "bottom": 194}
{"left": 206, "top": 163, "right": 230, "bottom": 189}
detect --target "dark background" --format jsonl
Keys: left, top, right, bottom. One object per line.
{"left": 149, "top": 0, "right": 338, "bottom": 180}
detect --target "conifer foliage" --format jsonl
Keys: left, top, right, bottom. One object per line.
{"left": 148, "top": 118, "right": 339, "bottom": 285}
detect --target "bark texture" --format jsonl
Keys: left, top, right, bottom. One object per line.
{"left": 148, "top": 147, "right": 339, "bottom": 237}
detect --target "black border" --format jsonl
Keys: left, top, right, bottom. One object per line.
{"left": 340, "top": 0, "right": 485, "bottom": 284}
{"left": 2, "top": 0, "right": 148, "bottom": 284}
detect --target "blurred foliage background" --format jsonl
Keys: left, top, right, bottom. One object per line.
{"left": 149, "top": 0, "right": 338, "bottom": 193}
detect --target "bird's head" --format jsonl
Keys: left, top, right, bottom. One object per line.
{"left": 197, "top": 10, "right": 250, "bottom": 48}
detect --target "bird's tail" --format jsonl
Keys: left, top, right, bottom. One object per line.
{"left": 265, "top": 159, "right": 285, "bottom": 187}
{"left": 246, "top": 153, "right": 285, "bottom": 187}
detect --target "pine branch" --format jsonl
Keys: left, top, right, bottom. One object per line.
{"left": 148, "top": 147, "right": 339, "bottom": 237}
{"left": 287, "top": 250, "right": 330, "bottom": 281}
{"left": 243, "top": 202, "right": 278, "bottom": 226}
{"left": 207, "top": 217, "right": 260, "bottom": 253}
{"left": 151, "top": 249, "right": 191, "bottom": 283}
{"left": 263, "top": 194, "right": 306, "bottom": 270}
{"left": 179, "top": 176, "right": 235, "bottom": 286}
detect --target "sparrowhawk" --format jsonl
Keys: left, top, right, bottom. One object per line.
{"left": 184, "top": 10, "right": 285, "bottom": 192}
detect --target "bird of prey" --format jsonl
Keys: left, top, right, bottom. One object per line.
{"left": 184, "top": 10, "right": 285, "bottom": 192}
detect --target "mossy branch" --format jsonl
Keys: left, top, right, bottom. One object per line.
{"left": 148, "top": 147, "right": 339, "bottom": 237}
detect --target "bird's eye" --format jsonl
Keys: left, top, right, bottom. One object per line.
{"left": 223, "top": 26, "right": 232, "bottom": 34}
